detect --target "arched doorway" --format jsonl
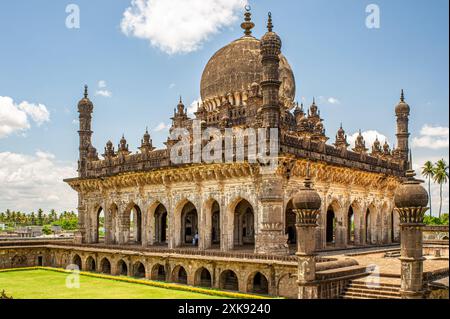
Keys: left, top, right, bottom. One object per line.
{"left": 133, "top": 262, "right": 146, "bottom": 278}
{"left": 72, "top": 254, "right": 82, "bottom": 270}
{"left": 181, "top": 202, "right": 198, "bottom": 246}
{"left": 172, "top": 265, "right": 188, "bottom": 284}
{"left": 195, "top": 267, "right": 212, "bottom": 288}
{"left": 366, "top": 208, "right": 372, "bottom": 244}
{"left": 233, "top": 199, "right": 255, "bottom": 249}
{"left": 347, "top": 207, "right": 354, "bottom": 245}
{"left": 249, "top": 272, "right": 269, "bottom": 295}
{"left": 100, "top": 258, "right": 111, "bottom": 274}
{"left": 94, "top": 207, "right": 104, "bottom": 243}
{"left": 117, "top": 260, "right": 128, "bottom": 276}
{"left": 220, "top": 270, "right": 239, "bottom": 291}
{"left": 285, "top": 200, "right": 296, "bottom": 245}
{"left": 152, "top": 264, "right": 166, "bottom": 281}
{"left": 86, "top": 256, "right": 96, "bottom": 272}
{"left": 211, "top": 201, "right": 221, "bottom": 246}
{"left": 154, "top": 204, "right": 168, "bottom": 245}
{"left": 326, "top": 208, "right": 336, "bottom": 244}
{"left": 130, "top": 205, "right": 142, "bottom": 244}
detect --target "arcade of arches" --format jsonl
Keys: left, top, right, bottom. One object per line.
{"left": 83, "top": 190, "right": 399, "bottom": 252}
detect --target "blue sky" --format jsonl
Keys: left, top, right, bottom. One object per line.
{"left": 0, "top": 0, "right": 448, "bottom": 214}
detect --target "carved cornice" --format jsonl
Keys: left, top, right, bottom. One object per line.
{"left": 65, "top": 162, "right": 260, "bottom": 193}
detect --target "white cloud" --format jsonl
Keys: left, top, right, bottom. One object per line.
{"left": 95, "top": 80, "right": 112, "bottom": 97}
{"left": 95, "top": 90, "right": 112, "bottom": 98}
{"left": 0, "top": 96, "right": 50, "bottom": 138}
{"left": 98, "top": 80, "right": 107, "bottom": 88}
{"left": 412, "top": 124, "right": 449, "bottom": 150}
{"left": 187, "top": 98, "right": 201, "bottom": 116}
{"left": 154, "top": 122, "right": 169, "bottom": 132}
{"left": 0, "top": 151, "right": 77, "bottom": 213}
{"left": 169, "top": 83, "right": 176, "bottom": 89}
{"left": 348, "top": 130, "right": 389, "bottom": 149}
{"left": 120, "top": 0, "right": 247, "bottom": 54}
{"left": 18, "top": 101, "right": 50, "bottom": 125}
{"left": 327, "top": 97, "right": 340, "bottom": 105}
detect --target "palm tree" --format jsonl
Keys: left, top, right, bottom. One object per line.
{"left": 422, "top": 161, "right": 435, "bottom": 216}
{"left": 433, "top": 159, "right": 449, "bottom": 218}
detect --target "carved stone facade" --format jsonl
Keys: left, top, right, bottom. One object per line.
{"left": 66, "top": 10, "right": 407, "bottom": 269}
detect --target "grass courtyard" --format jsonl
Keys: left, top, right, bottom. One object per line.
{"left": 0, "top": 268, "right": 228, "bottom": 299}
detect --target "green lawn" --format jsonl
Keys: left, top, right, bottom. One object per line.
{"left": 0, "top": 269, "right": 223, "bottom": 299}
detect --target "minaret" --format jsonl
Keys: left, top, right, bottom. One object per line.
{"left": 395, "top": 89, "right": 410, "bottom": 164}
{"left": 260, "top": 12, "right": 282, "bottom": 128}
{"left": 77, "top": 85, "right": 94, "bottom": 177}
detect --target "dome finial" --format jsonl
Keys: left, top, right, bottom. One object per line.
{"left": 400, "top": 89, "right": 405, "bottom": 102}
{"left": 267, "top": 12, "right": 273, "bottom": 32}
{"left": 241, "top": 5, "right": 255, "bottom": 36}
{"left": 84, "top": 85, "right": 88, "bottom": 98}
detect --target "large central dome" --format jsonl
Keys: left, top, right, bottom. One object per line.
{"left": 200, "top": 35, "right": 296, "bottom": 107}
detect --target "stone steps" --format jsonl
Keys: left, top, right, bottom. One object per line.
{"left": 341, "top": 278, "right": 401, "bottom": 299}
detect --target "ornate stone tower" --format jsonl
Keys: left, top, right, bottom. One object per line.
{"left": 395, "top": 90, "right": 410, "bottom": 165}
{"left": 394, "top": 152, "right": 429, "bottom": 299}
{"left": 77, "top": 85, "right": 94, "bottom": 178}
{"left": 255, "top": 13, "right": 289, "bottom": 255}
{"left": 260, "top": 12, "right": 282, "bottom": 128}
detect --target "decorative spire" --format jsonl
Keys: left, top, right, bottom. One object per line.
{"left": 267, "top": 12, "right": 273, "bottom": 32}
{"left": 400, "top": 89, "right": 405, "bottom": 102}
{"left": 241, "top": 5, "right": 255, "bottom": 36}
{"left": 84, "top": 85, "right": 88, "bottom": 99}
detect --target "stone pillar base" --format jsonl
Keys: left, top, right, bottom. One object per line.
{"left": 255, "top": 229, "right": 289, "bottom": 255}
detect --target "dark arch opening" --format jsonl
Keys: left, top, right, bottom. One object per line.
{"left": 100, "top": 258, "right": 111, "bottom": 274}
{"left": 251, "top": 272, "right": 269, "bottom": 295}
{"left": 152, "top": 264, "right": 166, "bottom": 281}
{"left": 118, "top": 260, "right": 128, "bottom": 276}
{"left": 220, "top": 270, "right": 239, "bottom": 291}
{"left": 285, "top": 200, "right": 296, "bottom": 244}
{"left": 181, "top": 202, "right": 198, "bottom": 245}
{"left": 133, "top": 262, "right": 146, "bottom": 278}
{"left": 326, "top": 208, "right": 336, "bottom": 244}
{"left": 130, "top": 205, "right": 142, "bottom": 244}
{"left": 347, "top": 207, "right": 354, "bottom": 245}
{"left": 155, "top": 204, "right": 168, "bottom": 245}
{"left": 173, "top": 266, "right": 188, "bottom": 284}
{"left": 366, "top": 209, "right": 372, "bottom": 244}
{"left": 72, "top": 254, "right": 82, "bottom": 270}
{"left": 86, "top": 256, "right": 96, "bottom": 272}
{"left": 196, "top": 267, "right": 212, "bottom": 288}
{"left": 211, "top": 201, "right": 221, "bottom": 246}
{"left": 233, "top": 199, "right": 255, "bottom": 249}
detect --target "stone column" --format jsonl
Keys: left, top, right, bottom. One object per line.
{"left": 397, "top": 208, "right": 427, "bottom": 299}
{"left": 295, "top": 210, "right": 320, "bottom": 299}
{"left": 394, "top": 157, "right": 429, "bottom": 299}
{"left": 255, "top": 174, "right": 289, "bottom": 255}
{"left": 292, "top": 166, "right": 322, "bottom": 299}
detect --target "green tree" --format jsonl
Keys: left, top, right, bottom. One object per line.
{"left": 37, "top": 209, "right": 44, "bottom": 226}
{"left": 433, "top": 159, "right": 449, "bottom": 218}
{"left": 422, "top": 161, "right": 435, "bottom": 217}
{"left": 42, "top": 225, "right": 52, "bottom": 235}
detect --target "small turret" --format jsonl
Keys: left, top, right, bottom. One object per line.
{"left": 334, "top": 123, "right": 349, "bottom": 150}
{"left": 139, "top": 128, "right": 155, "bottom": 153}
{"left": 353, "top": 130, "right": 368, "bottom": 154}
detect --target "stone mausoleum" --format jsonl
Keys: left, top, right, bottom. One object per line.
{"left": 1, "top": 9, "right": 447, "bottom": 299}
